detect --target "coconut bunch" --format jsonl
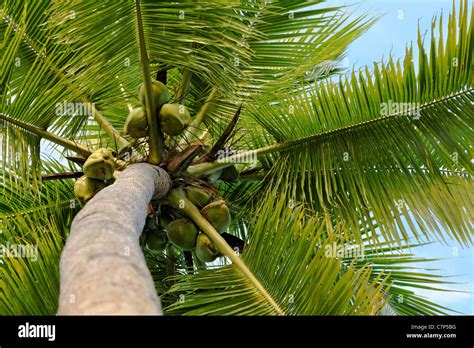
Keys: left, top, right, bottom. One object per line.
{"left": 73, "top": 148, "right": 116, "bottom": 205}
{"left": 144, "top": 184, "right": 231, "bottom": 263}
{"left": 124, "top": 79, "right": 191, "bottom": 138}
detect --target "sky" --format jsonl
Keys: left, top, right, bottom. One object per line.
{"left": 327, "top": 0, "right": 473, "bottom": 314}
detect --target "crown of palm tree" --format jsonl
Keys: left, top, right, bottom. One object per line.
{"left": 1, "top": 0, "right": 472, "bottom": 316}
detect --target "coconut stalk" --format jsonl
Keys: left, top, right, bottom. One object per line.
{"left": 135, "top": 0, "right": 164, "bottom": 164}
{"left": 82, "top": 101, "right": 130, "bottom": 154}
{"left": 180, "top": 88, "right": 217, "bottom": 145}
{"left": 175, "top": 69, "right": 192, "bottom": 103}
{"left": 58, "top": 163, "right": 171, "bottom": 315}
{"left": 166, "top": 187, "right": 284, "bottom": 315}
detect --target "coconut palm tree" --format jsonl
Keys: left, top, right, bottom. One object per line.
{"left": 1, "top": 0, "right": 472, "bottom": 315}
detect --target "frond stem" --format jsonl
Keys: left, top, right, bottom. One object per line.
{"left": 166, "top": 188, "right": 284, "bottom": 315}
{"left": 187, "top": 88, "right": 473, "bottom": 176}
{"left": 135, "top": 0, "right": 164, "bottom": 164}
{"left": 0, "top": 113, "right": 91, "bottom": 157}
{"left": 180, "top": 88, "right": 218, "bottom": 145}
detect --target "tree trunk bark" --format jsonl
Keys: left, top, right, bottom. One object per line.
{"left": 58, "top": 163, "right": 171, "bottom": 315}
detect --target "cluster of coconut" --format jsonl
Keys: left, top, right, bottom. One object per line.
{"left": 73, "top": 79, "right": 238, "bottom": 264}
{"left": 73, "top": 148, "right": 116, "bottom": 205}
{"left": 144, "top": 185, "right": 231, "bottom": 263}
{"left": 73, "top": 78, "right": 191, "bottom": 204}
{"left": 124, "top": 79, "right": 191, "bottom": 138}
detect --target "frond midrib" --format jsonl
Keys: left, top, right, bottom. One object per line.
{"left": 258, "top": 88, "right": 473, "bottom": 156}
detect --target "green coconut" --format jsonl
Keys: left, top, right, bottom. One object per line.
{"left": 146, "top": 230, "right": 168, "bottom": 251}
{"left": 83, "top": 148, "right": 115, "bottom": 180}
{"left": 159, "top": 103, "right": 191, "bottom": 136}
{"left": 166, "top": 218, "right": 199, "bottom": 250}
{"left": 195, "top": 233, "right": 219, "bottom": 262}
{"left": 185, "top": 186, "right": 213, "bottom": 208}
{"left": 139, "top": 79, "right": 170, "bottom": 109}
{"left": 201, "top": 200, "right": 231, "bottom": 233}
{"left": 74, "top": 176, "right": 106, "bottom": 205}
{"left": 124, "top": 107, "right": 148, "bottom": 138}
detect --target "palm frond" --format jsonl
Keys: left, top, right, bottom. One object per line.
{"left": 1, "top": 0, "right": 471, "bottom": 317}
{"left": 230, "top": 1, "right": 474, "bottom": 245}
{"left": 343, "top": 240, "right": 461, "bottom": 315}
{"left": 0, "top": 203, "right": 73, "bottom": 315}
{"left": 1, "top": 155, "right": 77, "bottom": 220}
{"left": 0, "top": 163, "right": 78, "bottom": 315}
{"left": 46, "top": 1, "right": 375, "bottom": 143}
{"left": 164, "top": 192, "right": 391, "bottom": 315}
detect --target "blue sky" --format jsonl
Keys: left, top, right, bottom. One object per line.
{"left": 328, "top": 0, "right": 473, "bottom": 314}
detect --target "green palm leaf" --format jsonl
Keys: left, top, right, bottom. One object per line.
{"left": 344, "top": 240, "right": 462, "bottom": 315}
{"left": 1, "top": 0, "right": 471, "bottom": 317}
{"left": 165, "top": 192, "right": 391, "bottom": 315}
{"left": 212, "top": 1, "right": 473, "bottom": 246}
{"left": 0, "top": 158, "right": 78, "bottom": 315}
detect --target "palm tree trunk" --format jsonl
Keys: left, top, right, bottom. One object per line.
{"left": 57, "top": 163, "right": 171, "bottom": 315}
